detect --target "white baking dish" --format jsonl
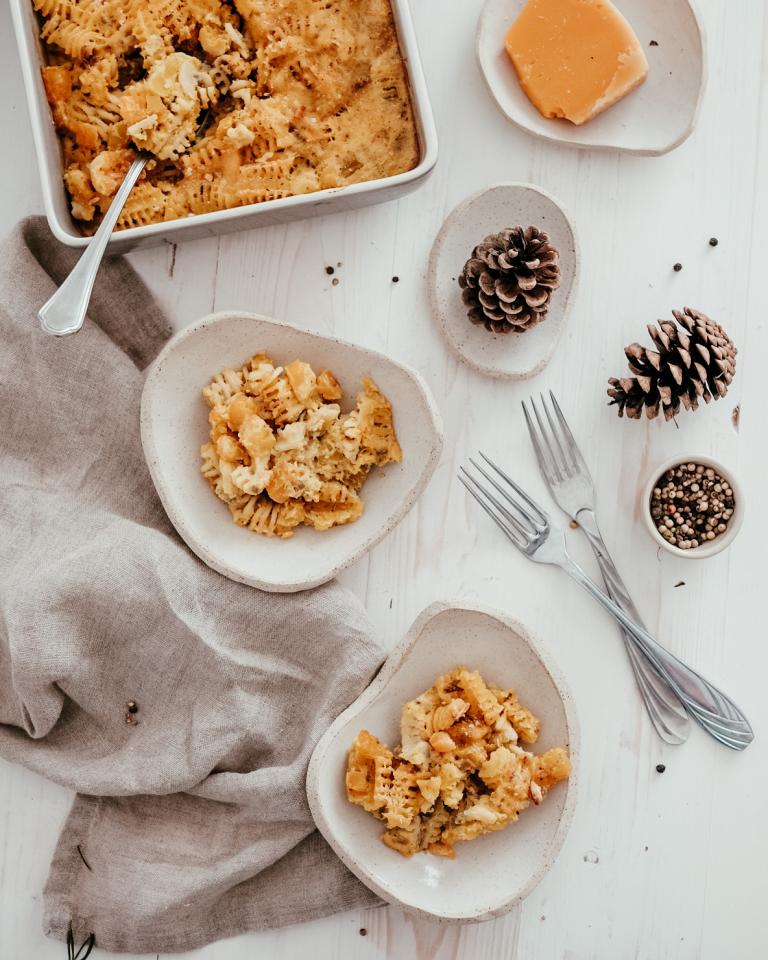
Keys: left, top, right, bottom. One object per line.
{"left": 9, "top": 0, "right": 438, "bottom": 251}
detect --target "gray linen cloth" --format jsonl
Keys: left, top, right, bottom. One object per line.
{"left": 0, "top": 218, "right": 383, "bottom": 954}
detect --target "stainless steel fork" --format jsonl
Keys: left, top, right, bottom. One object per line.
{"left": 523, "top": 392, "right": 690, "bottom": 745}
{"left": 459, "top": 454, "right": 754, "bottom": 750}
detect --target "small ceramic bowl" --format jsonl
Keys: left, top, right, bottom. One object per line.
{"left": 476, "top": 0, "right": 706, "bottom": 156}
{"left": 641, "top": 455, "right": 744, "bottom": 559}
{"left": 307, "top": 602, "right": 579, "bottom": 922}
{"left": 140, "top": 312, "right": 443, "bottom": 592}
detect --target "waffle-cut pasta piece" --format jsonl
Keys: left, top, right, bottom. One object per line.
{"left": 345, "top": 667, "right": 571, "bottom": 858}
{"left": 317, "top": 369, "right": 342, "bottom": 401}
{"left": 200, "top": 442, "right": 220, "bottom": 483}
{"left": 228, "top": 493, "right": 305, "bottom": 537}
{"left": 345, "top": 730, "right": 394, "bottom": 813}
{"left": 203, "top": 368, "right": 244, "bottom": 409}
{"left": 200, "top": 352, "right": 400, "bottom": 537}
{"left": 302, "top": 492, "right": 363, "bottom": 531}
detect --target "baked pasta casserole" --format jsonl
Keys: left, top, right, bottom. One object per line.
{"left": 346, "top": 667, "right": 571, "bottom": 858}
{"left": 35, "top": 0, "right": 420, "bottom": 232}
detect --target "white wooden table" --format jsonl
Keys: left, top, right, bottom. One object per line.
{"left": 1, "top": 2, "right": 767, "bottom": 957}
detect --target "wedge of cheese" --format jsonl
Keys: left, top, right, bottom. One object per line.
{"left": 504, "top": 0, "right": 649, "bottom": 126}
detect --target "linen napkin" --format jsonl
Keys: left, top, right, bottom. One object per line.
{"left": 0, "top": 218, "right": 383, "bottom": 954}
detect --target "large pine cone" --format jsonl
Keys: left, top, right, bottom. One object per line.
{"left": 607, "top": 307, "right": 737, "bottom": 421}
{"left": 459, "top": 226, "right": 561, "bottom": 334}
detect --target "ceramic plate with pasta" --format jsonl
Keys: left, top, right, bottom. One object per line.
{"left": 307, "top": 603, "right": 578, "bottom": 921}
{"left": 140, "top": 311, "right": 442, "bottom": 592}
{"left": 34, "top": 0, "right": 420, "bottom": 232}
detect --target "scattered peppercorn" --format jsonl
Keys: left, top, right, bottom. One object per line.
{"left": 392, "top": 275, "right": 400, "bottom": 283}
{"left": 656, "top": 764, "right": 666, "bottom": 773}
{"left": 708, "top": 237, "right": 718, "bottom": 247}
{"left": 332, "top": 277, "right": 340, "bottom": 286}
{"left": 325, "top": 266, "right": 335, "bottom": 275}
{"left": 359, "top": 928, "right": 368, "bottom": 937}
{"left": 649, "top": 39, "right": 659, "bottom": 46}
{"left": 650, "top": 462, "right": 735, "bottom": 551}
{"left": 673, "top": 262, "right": 683, "bottom": 272}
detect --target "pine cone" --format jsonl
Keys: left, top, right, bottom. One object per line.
{"left": 458, "top": 226, "right": 560, "bottom": 334}
{"left": 607, "top": 307, "right": 737, "bottom": 421}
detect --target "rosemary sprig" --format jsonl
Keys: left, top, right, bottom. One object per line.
{"left": 67, "top": 924, "right": 95, "bottom": 960}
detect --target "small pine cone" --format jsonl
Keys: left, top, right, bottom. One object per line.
{"left": 607, "top": 307, "right": 737, "bottom": 421}
{"left": 458, "top": 226, "right": 561, "bottom": 334}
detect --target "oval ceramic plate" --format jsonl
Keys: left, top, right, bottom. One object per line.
{"left": 140, "top": 312, "right": 443, "bottom": 593}
{"left": 307, "top": 602, "right": 579, "bottom": 922}
{"left": 477, "top": 0, "right": 706, "bottom": 156}
{"left": 429, "top": 183, "right": 577, "bottom": 380}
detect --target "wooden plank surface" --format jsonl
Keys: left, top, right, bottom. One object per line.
{"left": 1, "top": 1, "right": 767, "bottom": 957}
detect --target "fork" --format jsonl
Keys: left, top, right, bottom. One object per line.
{"left": 459, "top": 454, "right": 754, "bottom": 750}
{"left": 522, "top": 393, "right": 750, "bottom": 749}
{"left": 523, "top": 392, "right": 689, "bottom": 745}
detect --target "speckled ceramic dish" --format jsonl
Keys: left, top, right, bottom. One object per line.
{"left": 140, "top": 312, "right": 443, "bottom": 592}
{"left": 477, "top": 0, "right": 706, "bottom": 156}
{"left": 307, "top": 602, "right": 579, "bottom": 922}
{"left": 429, "top": 183, "right": 577, "bottom": 380}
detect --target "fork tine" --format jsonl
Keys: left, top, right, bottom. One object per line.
{"left": 468, "top": 457, "right": 539, "bottom": 536}
{"left": 458, "top": 470, "right": 526, "bottom": 548}
{"left": 529, "top": 395, "right": 564, "bottom": 480}
{"left": 522, "top": 399, "right": 558, "bottom": 481}
{"left": 549, "top": 390, "right": 591, "bottom": 477}
{"left": 540, "top": 392, "right": 573, "bottom": 476}
{"left": 461, "top": 465, "right": 534, "bottom": 541}
{"left": 477, "top": 452, "right": 550, "bottom": 526}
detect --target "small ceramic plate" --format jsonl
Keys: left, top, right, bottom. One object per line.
{"left": 307, "top": 602, "right": 579, "bottom": 922}
{"left": 429, "top": 183, "right": 577, "bottom": 380}
{"left": 477, "top": 0, "right": 706, "bottom": 156}
{"left": 140, "top": 312, "right": 443, "bottom": 593}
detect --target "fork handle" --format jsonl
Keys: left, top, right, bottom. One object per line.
{"left": 577, "top": 509, "right": 689, "bottom": 743}
{"left": 576, "top": 511, "right": 690, "bottom": 745}
{"left": 561, "top": 554, "right": 754, "bottom": 750}
{"left": 38, "top": 155, "right": 148, "bottom": 337}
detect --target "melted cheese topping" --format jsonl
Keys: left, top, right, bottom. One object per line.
{"left": 505, "top": 0, "right": 649, "bottom": 125}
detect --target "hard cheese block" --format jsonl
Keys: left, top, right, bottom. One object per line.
{"left": 504, "top": 0, "right": 649, "bottom": 126}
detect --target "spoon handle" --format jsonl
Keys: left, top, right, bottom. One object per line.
{"left": 38, "top": 155, "right": 148, "bottom": 337}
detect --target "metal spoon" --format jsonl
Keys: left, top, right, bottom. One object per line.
{"left": 39, "top": 112, "right": 211, "bottom": 337}
{"left": 38, "top": 154, "right": 149, "bottom": 336}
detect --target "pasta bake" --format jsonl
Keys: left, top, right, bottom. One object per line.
{"left": 346, "top": 667, "right": 571, "bottom": 857}
{"left": 200, "top": 351, "right": 402, "bottom": 538}
{"left": 35, "top": 0, "right": 420, "bottom": 232}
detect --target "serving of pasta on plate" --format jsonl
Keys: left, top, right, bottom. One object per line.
{"left": 35, "top": 0, "right": 420, "bottom": 232}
